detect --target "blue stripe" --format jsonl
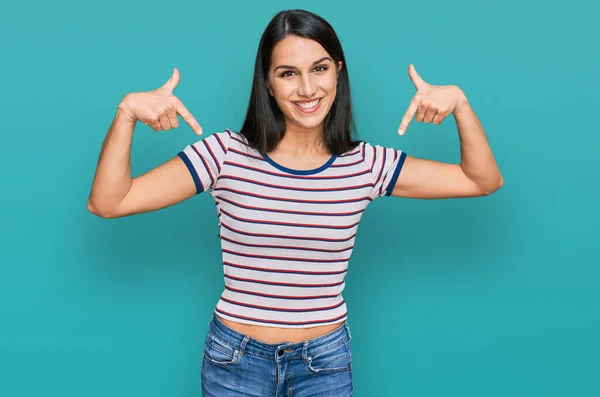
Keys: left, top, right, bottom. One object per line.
{"left": 224, "top": 285, "right": 335, "bottom": 300}
{"left": 223, "top": 261, "right": 347, "bottom": 274}
{"left": 215, "top": 307, "right": 347, "bottom": 326}
{"left": 221, "top": 209, "right": 359, "bottom": 230}
{"left": 217, "top": 196, "right": 364, "bottom": 217}
{"left": 224, "top": 274, "right": 343, "bottom": 288}
{"left": 177, "top": 151, "right": 203, "bottom": 194}
{"left": 202, "top": 138, "right": 220, "bottom": 172}
{"left": 219, "top": 297, "right": 345, "bottom": 313}
{"left": 193, "top": 146, "right": 215, "bottom": 187}
{"left": 214, "top": 187, "right": 372, "bottom": 204}
{"left": 223, "top": 250, "right": 348, "bottom": 263}
{"left": 220, "top": 235, "right": 354, "bottom": 253}
{"left": 374, "top": 146, "right": 387, "bottom": 188}
{"left": 221, "top": 222, "right": 356, "bottom": 243}
{"left": 330, "top": 158, "right": 365, "bottom": 168}
{"left": 385, "top": 151, "right": 407, "bottom": 196}
{"left": 218, "top": 175, "right": 372, "bottom": 193}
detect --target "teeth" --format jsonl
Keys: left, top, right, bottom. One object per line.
{"left": 295, "top": 99, "right": 320, "bottom": 109}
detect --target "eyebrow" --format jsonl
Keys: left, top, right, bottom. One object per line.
{"left": 274, "top": 57, "right": 332, "bottom": 72}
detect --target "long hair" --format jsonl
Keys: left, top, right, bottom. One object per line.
{"left": 239, "top": 9, "right": 361, "bottom": 155}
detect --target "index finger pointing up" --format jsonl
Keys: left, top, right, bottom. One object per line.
{"left": 162, "top": 68, "right": 181, "bottom": 93}
{"left": 408, "top": 64, "right": 426, "bottom": 91}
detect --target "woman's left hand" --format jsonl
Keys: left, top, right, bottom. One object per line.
{"left": 397, "top": 64, "right": 467, "bottom": 135}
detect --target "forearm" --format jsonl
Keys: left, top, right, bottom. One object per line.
{"left": 453, "top": 89, "right": 503, "bottom": 193}
{"left": 87, "top": 106, "right": 136, "bottom": 215}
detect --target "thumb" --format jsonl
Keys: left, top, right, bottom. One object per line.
{"left": 162, "top": 68, "right": 180, "bottom": 92}
{"left": 408, "top": 64, "right": 426, "bottom": 90}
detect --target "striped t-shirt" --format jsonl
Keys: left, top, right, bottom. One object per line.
{"left": 177, "top": 129, "right": 407, "bottom": 328}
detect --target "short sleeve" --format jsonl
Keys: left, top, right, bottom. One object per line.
{"left": 177, "top": 130, "right": 231, "bottom": 194}
{"left": 365, "top": 142, "right": 407, "bottom": 199}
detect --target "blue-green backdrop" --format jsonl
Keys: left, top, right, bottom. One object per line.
{"left": 1, "top": 0, "right": 598, "bottom": 395}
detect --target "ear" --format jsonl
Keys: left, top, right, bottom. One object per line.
{"left": 337, "top": 61, "right": 343, "bottom": 74}
{"left": 265, "top": 81, "right": 273, "bottom": 96}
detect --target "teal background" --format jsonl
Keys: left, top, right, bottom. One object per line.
{"left": 1, "top": 0, "right": 598, "bottom": 395}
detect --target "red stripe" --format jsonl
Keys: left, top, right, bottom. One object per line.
{"left": 371, "top": 145, "right": 376, "bottom": 172}
{"left": 215, "top": 308, "right": 347, "bottom": 326}
{"left": 225, "top": 285, "right": 339, "bottom": 300}
{"left": 191, "top": 144, "right": 215, "bottom": 186}
{"left": 223, "top": 248, "right": 349, "bottom": 263}
{"left": 203, "top": 138, "right": 220, "bottom": 172}
{"left": 374, "top": 147, "right": 387, "bottom": 193}
{"left": 378, "top": 150, "right": 399, "bottom": 196}
{"left": 229, "top": 147, "right": 263, "bottom": 160}
{"left": 338, "top": 147, "right": 361, "bottom": 157}
{"left": 219, "top": 175, "right": 373, "bottom": 192}
{"left": 184, "top": 150, "right": 204, "bottom": 191}
{"left": 223, "top": 261, "right": 347, "bottom": 275}
{"left": 214, "top": 132, "right": 227, "bottom": 153}
{"left": 330, "top": 158, "right": 365, "bottom": 168}
{"left": 220, "top": 297, "right": 345, "bottom": 313}
{"left": 225, "top": 274, "right": 344, "bottom": 288}
{"left": 220, "top": 235, "right": 354, "bottom": 253}
{"left": 225, "top": 129, "right": 249, "bottom": 147}
{"left": 214, "top": 187, "right": 372, "bottom": 204}
{"left": 221, "top": 222, "right": 357, "bottom": 243}
{"left": 218, "top": 196, "right": 364, "bottom": 217}
{"left": 220, "top": 208, "right": 360, "bottom": 229}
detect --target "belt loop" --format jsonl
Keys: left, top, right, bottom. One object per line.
{"left": 239, "top": 336, "right": 250, "bottom": 356}
{"left": 344, "top": 321, "right": 352, "bottom": 341}
{"left": 208, "top": 313, "right": 214, "bottom": 326}
{"left": 302, "top": 340, "right": 309, "bottom": 360}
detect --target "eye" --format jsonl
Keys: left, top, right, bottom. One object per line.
{"left": 278, "top": 65, "right": 329, "bottom": 78}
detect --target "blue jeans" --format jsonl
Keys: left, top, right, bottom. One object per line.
{"left": 201, "top": 312, "right": 354, "bottom": 396}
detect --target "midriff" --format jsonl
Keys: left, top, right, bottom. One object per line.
{"left": 217, "top": 314, "right": 344, "bottom": 344}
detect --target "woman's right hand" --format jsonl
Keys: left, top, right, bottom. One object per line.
{"left": 118, "top": 68, "right": 203, "bottom": 135}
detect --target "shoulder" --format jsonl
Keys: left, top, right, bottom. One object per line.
{"left": 223, "top": 128, "right": 249, "bottom": 147}
{"left": 337, "top": 141, "right": 366, "bottom": 158}
{"left": 197, "top": 129, "right": 250, "bottom": 153}
{"left": 222, "top": 129, "right": 262, "bottom": 158}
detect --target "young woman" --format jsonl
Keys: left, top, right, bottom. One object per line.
{"left": 87, "top": 9, "right": 502, "bottom": 397}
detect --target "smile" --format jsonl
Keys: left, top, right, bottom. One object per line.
{"left": 293, "top": 98, "right": 322, "bottom": 113}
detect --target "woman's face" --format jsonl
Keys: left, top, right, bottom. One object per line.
{"left": 266, "top": 36, "right": 342, "bottom": 132}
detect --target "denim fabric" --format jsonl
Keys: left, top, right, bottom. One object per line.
{"left": 201, "top": 313, "right": 353, "bottom": 396}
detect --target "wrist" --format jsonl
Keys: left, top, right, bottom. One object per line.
{"left": 451, "top": 86, "right": 469, "bottom": 114}
{"left": 117, "top": 96, "right": 137, "bottom": 126}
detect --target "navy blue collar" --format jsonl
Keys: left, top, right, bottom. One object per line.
{"left": 261, "top": 152, "right": 337, "bottom": 175}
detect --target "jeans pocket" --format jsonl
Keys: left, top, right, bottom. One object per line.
{"left": 307, "top": 340, "right": 352, "bottom": 374}
{"left": 203, "top": 332, "right": 240, "bottom": 367}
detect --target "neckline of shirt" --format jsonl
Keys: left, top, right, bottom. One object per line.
{"left": 261, "top": 152, "right": 338, "bottom": 175}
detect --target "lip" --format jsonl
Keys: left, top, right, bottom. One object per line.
{"left": 293, "top": 98, "right": 322, "bottom": 114}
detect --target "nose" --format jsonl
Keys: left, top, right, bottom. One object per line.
{"left": 297, "top": 73, "right": 317, "bottom": 98}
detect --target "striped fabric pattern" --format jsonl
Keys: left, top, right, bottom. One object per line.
{"left": 177, "top": 129, "right": 407, "bottom": 328}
